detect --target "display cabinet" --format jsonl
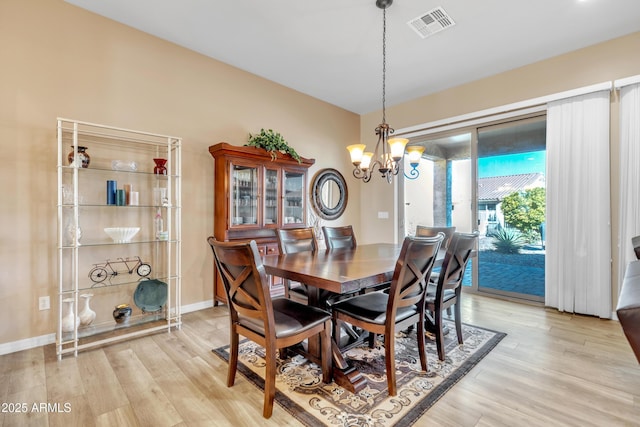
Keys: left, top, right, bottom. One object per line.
{"left": 56, "top": 118, "right": 181, "bottom": 359}
{"left": 209, "top": 142, "right": 315, "bottom": 304}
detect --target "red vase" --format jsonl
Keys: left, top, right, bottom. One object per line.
{"left": 153, "top": 158, "right": 167, "bottom": 175}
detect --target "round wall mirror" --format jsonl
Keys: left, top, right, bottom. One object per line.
{"left": 310, "top": 168, "right": 348, "bottom": 220}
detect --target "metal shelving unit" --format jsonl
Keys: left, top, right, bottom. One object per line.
{"left": 56, "top": 118, "right": 181, "bottom": 359}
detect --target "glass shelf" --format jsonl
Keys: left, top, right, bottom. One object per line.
{"left": 60, "top": 164, "right": 179, "bottom": 178}
{"left": 57, "top": 117, "right": 182, "bottom": 359}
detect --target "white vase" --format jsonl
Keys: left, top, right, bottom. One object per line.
{"left": 79, "top": 293, "right": 96, "bottom": 326}
{"left": 61, "top": 298, "right": 80, "bottom": 332}
{"left": 66, "top": 223, "right": 82, "bottom": 246}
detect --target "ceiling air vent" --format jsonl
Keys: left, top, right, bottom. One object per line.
{"left": 407, "top": 6, "right": 455, "bottom": 39}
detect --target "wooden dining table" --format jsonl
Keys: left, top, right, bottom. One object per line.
{"left": 262, "top": 243, "right": 404, "bottom": 392}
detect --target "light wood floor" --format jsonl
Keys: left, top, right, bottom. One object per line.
{"left": 1, "top": 294, "right": 639, "bottom": 426}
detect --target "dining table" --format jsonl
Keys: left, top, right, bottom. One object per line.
{"left": 262, "top": 242, "right": 409, "bottom": 392}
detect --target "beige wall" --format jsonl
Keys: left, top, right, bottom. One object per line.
{"left": 359, "top": 31, "right": 640, "bottom": 307}
{"left": 0, "top": 0, "right": 360, "bottom": 348}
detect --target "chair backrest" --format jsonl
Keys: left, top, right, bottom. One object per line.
{"left": 322, "top": 225, "right": 357, "bottom": 250}
{"left": 415, "top": 225, "right": 456, "bottom": 249}
{"left": 207, "top": 237, "right": 274, "bottom": 335}
{"left": 387, "top": 234, "right": 444, "bottom": 313}
{"left": 277, "top": 227, "right": 318, "bottom": 255}
{"left": 435, "top": 231, "right": 478, "bottom": 294}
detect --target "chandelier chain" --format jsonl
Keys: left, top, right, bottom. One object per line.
{"left": 382, "top": 7, "right": 387, "bottom": 125}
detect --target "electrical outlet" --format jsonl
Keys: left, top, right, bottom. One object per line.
{"left": 39, "top": 296, "right": 50, "bottom": 311}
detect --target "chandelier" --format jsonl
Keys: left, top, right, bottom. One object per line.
{"left": 347, "top": 0, "right": 424, "bottom": 184}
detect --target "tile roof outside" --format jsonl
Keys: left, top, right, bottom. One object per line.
{"left": 478, "top": 173, "right": 545, "bottom": 202}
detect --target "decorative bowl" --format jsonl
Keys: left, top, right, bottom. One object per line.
{"left": 104, "top": 227, "right": 140, "bottom": 243}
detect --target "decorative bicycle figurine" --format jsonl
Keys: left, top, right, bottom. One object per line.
{"left": 89, "top": 256, "right": 151, "bottom": 285}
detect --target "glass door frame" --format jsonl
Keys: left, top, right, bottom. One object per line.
{"left": 397, "top": 111, "right": 546, "bottom": 302}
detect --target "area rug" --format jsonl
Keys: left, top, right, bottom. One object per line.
{"left": 213, "top": 321, "right": 505, "bottom": 426}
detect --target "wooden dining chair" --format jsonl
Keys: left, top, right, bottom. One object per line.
{"left": 276, "top": 227, "right": 318, "bottom": 304}
{"left": 207, "top": 237, "right": 332, "bottom": 418}
{"left": 331, "top": 234, "right": 444, "bottom": 396}
{"left": 416, "top": 225, "right": 457, "bottom": 315}
{"left": 425, "top": 231, "right": 478, "bottom": 361}
{"left": 322, "top": 225, "right": 357, "bottom": 250}
{"left": 415, "top": 225, "right": 456, "bottom": 249}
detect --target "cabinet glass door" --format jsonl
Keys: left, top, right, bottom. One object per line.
{"left": 264, "top": 168, "right": 279, "bottom": 226}
{"left": 282, "top": 169, "right": 305, "bottom": 225}
{"left": 231, "top": 164, "right": 259, "bottom": 226}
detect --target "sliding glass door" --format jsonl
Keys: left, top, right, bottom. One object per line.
{"left": 476, "top": 116, "right": 546, "bottom": 302}
{"left": 402, "top": 114, "right": 546, "bottom": 302}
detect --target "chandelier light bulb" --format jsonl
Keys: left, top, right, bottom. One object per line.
{"left": 347, "top": 144, "right": 366, "bottom": 165}
{"left": 360, "top": 152, "right": 374, "bottom": 170}
{"left": 406, "top": 146, "right": 425, "bottom": 166}
{"left": 388, "top": 138, "right": 409, "bottom": 160}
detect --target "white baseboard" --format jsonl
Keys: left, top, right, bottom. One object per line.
{"left": 0, "top": 299, "right": 217, "bottom": 356}
{"left": 181, "top": 299, "right": 215, "bottom": 313}
{"left": 0, "top": 333, "right": 56, "bottom": 356}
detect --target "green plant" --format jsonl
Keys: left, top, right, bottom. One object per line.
{"left": 246, "top": 128, "right": 301, "bottom": 162}
{"left": 501, "top": 187, "right": 546, "bottom": 237}
{"left": 492, "top": 227, "right": 525, "bottom": 254}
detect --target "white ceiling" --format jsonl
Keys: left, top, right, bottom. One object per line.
{"left": 65, "top": 0, "right": 640, "bottom": 115}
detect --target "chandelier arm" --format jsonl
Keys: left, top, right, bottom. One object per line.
{"left": 404, "top": 167, "right": 420, "bottom": 180}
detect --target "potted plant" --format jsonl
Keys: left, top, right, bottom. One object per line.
{"left": 246, "top": 128, "right": 301, "bottom": 162}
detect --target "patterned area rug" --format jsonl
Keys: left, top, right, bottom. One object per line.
{"left": 213, "top": 321, "right": 505, "bottom": 426}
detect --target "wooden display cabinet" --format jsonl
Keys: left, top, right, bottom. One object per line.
{"left": 209, "top": 142, "right": 315, "bottom": 304}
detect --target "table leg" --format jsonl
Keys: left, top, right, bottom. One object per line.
{"left": 306, "top": 286, "right": 368, "bottom": 393}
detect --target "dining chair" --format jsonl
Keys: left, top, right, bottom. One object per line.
{"left": 322, "top": 224, "right": 388, "bottom": 299}
{"left": 415, "top": 225, "right": 456, "bottom": 249}
{"left": 425, "top": 231, "right": 478, "bottom": 361}
{"left": 207, "top": 237, "right": 332, "bottom": 418}
{"left": 331, "top": 234, "right": 444, "bottom": 396}
{"left": 415, "top": 225, "right": 457, "bottom": 314}
{"left": 322, "top": 225, "right": 357, "bottom": 250}
{"left": 276, "top": 227, "right": 318, "bottom": 303}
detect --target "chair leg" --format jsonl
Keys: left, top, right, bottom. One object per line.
{"left": 283, "top": 279, "right": 291, "bottom": 299}
{"left": 416, "top": 319, "right": 428, "bottom": 372}
{"left": 321, "top": 320, "right": 332, "bottom": 383}
{"left": 333, "top": 314, "right": 341, "bottom": 347}
{"left": 263, "top": 346, "right": 277, "bottom": 418}
{"left": 384, "top": 333, "right": 397, "bottom": 396}
{"left": 454, "top": 302, "right": 463, "bottom": 345}
{"left": 368, "top": 333, "right": 376, "bottom": 348}
{"left": 435, "top": 309, "right": 445, "bottom": 361}
{"left": 227, "top": 330, "right": 239, "bottom": 387}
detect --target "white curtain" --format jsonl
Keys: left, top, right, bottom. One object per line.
{"left": 546, "top": 91, "right": 611, "bottom": 318}
{"left": 617, "top": 82, "right": 640, "bottom": 295}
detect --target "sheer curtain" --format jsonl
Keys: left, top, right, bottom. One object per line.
{"left": 546, "top": 91, "right": 611, "bottom": 318}
{"left": 617, "top": 82, "right": 640, "bottom": 295}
